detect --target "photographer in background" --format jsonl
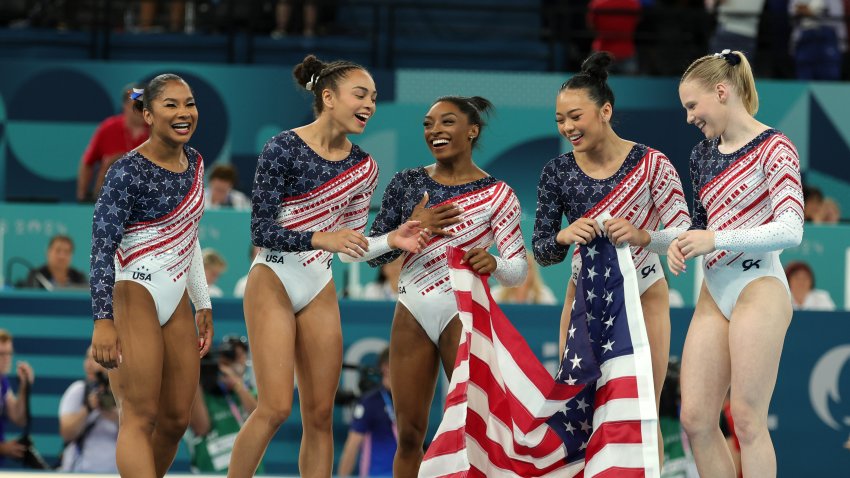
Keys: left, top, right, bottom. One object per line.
{"left": 57, "top": 346, "right": 118, "bottom": 472}
{"left": 185, "top": 337, "right": 259, "bottom": 474}
{"left": 338, "top": 348, "right": 396, "bottom": 477}
{"left": 0, "top": 329, "right": 35, "bottom": 467}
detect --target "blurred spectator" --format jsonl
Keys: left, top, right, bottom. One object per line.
{"left": 785, "top": 261, "right": 836, "bottom": 310}
{"left": 272, "top": 0, "right": 318, "bottom": 37}
{"left": 22, "top": 235, "right": 87, "bottom": 290}
{"left": 708, "top": 0, "right": 766, "bottom": 60}
{"left": 804, "top": 185, "right": 842, "bottom": 223}
{"left": 202, "top": 248, "right": 227, "bottom": 298}
{"left": 337, "top": 348, "right": 396, "bottom": 477}
{"left": 360, "top": 257, "right": 403, "bottom": 301}
{"left": 77, "top": 83, "right": 149, "bottom": 202}
{"left": 221, "top": 334, "right": 255, "bottom": 390}
{"left": 185, "top": 338, "right": 260, "bottom": 474}
{"left": 492, "top": 253, "right": 557, "bottom": 305}
{"left": 205, "top": 164, "right": 251, "bottom": 211}
{"left": 789, "top": 0, "right": 845, "bottom": 80}
{"left": 137, "top": 0, "right": 185, "bottom": 32}
{"left": 58, "top": 347, "right": 118, "bottom": 472}
{"left": 586, "top": 1, "right": 641, "bottom": 74}
{"left": 658, "top": 357, "right": 699, "bottom": 478}
{"left": 720, "top": 394, "right": 743, "bottom": 478}
{"left": 0, "top": 329, "right": 34, "bottom": 467}
{"left": 233, "top": 245, "right": 262, "bottom": 298}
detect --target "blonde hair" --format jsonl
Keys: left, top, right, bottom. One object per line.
{"left": 681, "top": 50, "right": 759, "bottom": 116}
{"left": 202, "top": 248, "right": 227, "bottom": 269}
{"left": 0, "top": 329, "right": 11, "bottom": 344}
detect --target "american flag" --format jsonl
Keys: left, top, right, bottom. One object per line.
{"left": 420, "top": 240, "right": 659, "bottom": 477}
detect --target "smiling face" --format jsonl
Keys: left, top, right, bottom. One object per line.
{"left": 423, "top": 101, "right": 479, "bottom": 162}
{"left": 555, "top": 88, "right": 611, "bottom": 153}
{"left": 679, "top": 79, "right": 729, "bottom": 140}
{"left": 142, "top": 80, "right": 197, "bottom": 146}
{"left": 322, "top": 68, "right": 376, "bottom": 134}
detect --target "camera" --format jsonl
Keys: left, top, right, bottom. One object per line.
{"left": 199, "top": 341, "right": 237, "bottom": 395}
{"left": 85, "top": 371, "right": 115, "bottom": 411}
{"left": 334, "top": 364, "right": 382, "bottom": 406}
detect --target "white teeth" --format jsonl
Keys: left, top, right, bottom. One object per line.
{"left": 432, "top": 139, "right": 449, "bottom": 146}
{"left": 569, "top": 134, "right": 583, "bottom": 141}
{"left": 173, "top": 123, "right": 190, "bottom": 128}
{"left": 355, "top": 114, "right": 369, "bottom": 121}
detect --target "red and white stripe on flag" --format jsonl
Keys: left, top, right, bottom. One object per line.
{"left": 419, "top": 243, "right": 659, "bottom": 478}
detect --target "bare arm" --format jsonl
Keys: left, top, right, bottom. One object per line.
{"left": 337, "top": 430, "right": 366, "bottom": 477}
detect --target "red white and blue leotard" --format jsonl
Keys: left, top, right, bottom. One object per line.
{"left": 689, "top": 129, "right": 804, "bottom": 318}
{"left": 249, "top": 130, "right": 378, "bottom": 312}
{"left": 533, "top": 144, "right": 691, "bottom": 294}
{"left": 90, "top": 147, "right": 210, "bottom": 325}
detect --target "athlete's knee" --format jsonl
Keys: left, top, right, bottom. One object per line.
{"left": 729, "top": 398, "right": 767, "bottom": 446}
{"left": 121, "top": 401, "right": 159, "bottom": 435}
{"left": 679, "top": 400, "right": 716, "bottom": 439}
{"left": 301, "top": 400, "right": 333, "bottom": 431}
{"left": 256, "top": 400, "right": 292, "bottom": 428}
{"left": 156, "top": 409, "right": 191, "bottom": 441}
{"left": 396, "top": 418, "right": 428, "bottom": 453}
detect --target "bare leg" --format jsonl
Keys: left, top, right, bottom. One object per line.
{"left": 227, "top": 265, "right": 297, "bottom": 478}
{"left": 679, "top": 281, "right": 736, "bottom": 478}
{"left": 729, "top": 278, "right": 791, "bottom": 478}
{"left": 109, "top": 281, "right": 164, "bottom": 478}
{"left": 640, "top": 279, "right": 671, "bottom": 466}
{"left": 293, "top": 281, "right": 343, "bottom": 477}
{"left": 391, "top": 304, "right": 440, "bottom": 477}
{"left": 152, "top": 293, "right": 200, "bottom": 477}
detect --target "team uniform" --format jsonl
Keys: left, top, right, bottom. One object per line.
{"left": 362, "top": 167, "right": 528, "bottom": 344}
{"left": 90, "top": 147, "right": 210, "bottom": 325}
{"left": 534, "top": 144, "right": 691, "bottom": 294}
{"left": 249, "top": 130, "right": 378, "bottom": 312}
{"left": 350, "top": 387, "right": 397, "bottom": 477}
{"left": 688, "top": 129, "right": 804, "bottom": 319}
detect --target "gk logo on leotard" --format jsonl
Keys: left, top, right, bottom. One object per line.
{"left": 326, "top": 258, "right": 333, "bottom": 269}
{"left": 742, "top": 259, "right": 761, "bottom": 271}
{"left": 132, "top": 272, "right": 152, "bottom": 281}
{"left": 640, "top": 265, "right": 656, "bottom": 278}
{"left": 265, "top": 254, "right": 284, "bottom": 264}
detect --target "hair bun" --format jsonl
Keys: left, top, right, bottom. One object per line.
{"left": 580, "top": 51, "right": 613, "bottom": 82}
{"left": 292, "top": 54, "right": 326, "bottom": 90}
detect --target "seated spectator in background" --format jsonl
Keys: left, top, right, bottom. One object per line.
{"left": 360, "top": 257, "right": 403, "bottom": 301}
{"left": 658, "top": 357, "right": 699, "bottom": 478}
{"left": 785, "top": 261, "right": 837, "bottom": 310}
{"left": 137, "top": 0, "right": 185, "bottom": 32}
{"left": 58, "top": 347, "right": 118, "bottom": 472}
{"left": 205, "top": 164, "right": 251, "bottom": 211}
{"left": 233, "top": 245, "right": 262, "bottom": 298}
{"left": 492, "top": 253, "right": 557, "bottom": 305}
{"left": 587, "top": 1, "right": 641, "bottom": 74}
{"left": 22, "top": 235, "right": 87, "bottom": 290}
{"left": 272, "top": 0, "right": 318, "bottom": 38}
{"left": 708, "top": 0, "right": 766, "bottom": 61}
{"left": 337, "top": 348, "right": 396, "bottom": 477}
{"left": 77, "top": 84, "right": 149, "bottom": 202}
{"left": 802, "top": 184, "right": 843, "bottom": 223}
{"left": 203, "top": 248, "right": 227, "bottom": 298}
{"left": 0, "top": 329, "right": 34, "bottom": 467}
{"left": 789, "top": 0, "right": 845, "bottom": 80}
{"left": 185, "top": 338, "right": 260, "bottom": 474}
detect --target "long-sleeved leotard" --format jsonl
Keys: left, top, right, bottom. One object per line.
{"left": 364, "top": 167, "right": 527, "bottom": 343}
{"left": 248, "top": 130, "right": 378, "bottom": 311}
{"left": 90, "top": 147, "right": 210, "bottom": 324}
{"left": 368, "top": 167, "right": 528, "bottom": 289}
{"left": 533, "top": 144, "right": 691, "bottom": 286}
{"left": 688, "top": 128, "right": 804, "bottom": 269}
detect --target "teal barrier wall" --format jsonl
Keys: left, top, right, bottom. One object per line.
{"left": 1, "top": 293, "right": 848, "bottom": 475}
{"left": 1, "top": 204, "right": 846, "bottom": 309}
